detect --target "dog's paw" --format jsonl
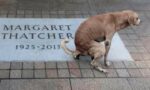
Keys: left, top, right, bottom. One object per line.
{"left": 95, "top": 66, "right": 108, "bottom": 73}
{"left": 105, "top": 61, "right": 111, "bottom": 67}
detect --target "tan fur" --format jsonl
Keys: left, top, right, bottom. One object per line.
{"left": 61, "top": 10, "right": 140, "bottom": 72}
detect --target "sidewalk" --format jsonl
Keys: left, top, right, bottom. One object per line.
{"left": 0, "top": 0, "right": 150, "bottom": 90}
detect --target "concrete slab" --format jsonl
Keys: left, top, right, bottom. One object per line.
{"left": 0, "top": 18, "right": 133, "bottom": 61}
{"left": 71, "top": 78, "right": 132, "bottom": 90}
{"left": 0, "top": 79, "right": 71, "bottom": 90}
{"left": 128, "top": 78, "right": 150, "bottom": 90}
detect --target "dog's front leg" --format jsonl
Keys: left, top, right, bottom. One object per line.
{"left": 104, "top": 34, "right": 114, "bottom": 66}
{"left": 104, "top": 40, "right": 111, "bottom": 66}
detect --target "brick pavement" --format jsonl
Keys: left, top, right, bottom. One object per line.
{"left": 0, "top": 0, "right": 150, "bottom": 90}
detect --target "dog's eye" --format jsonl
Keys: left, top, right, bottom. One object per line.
{"left": 136, "top": 17, "right": 138, "bottom": 20}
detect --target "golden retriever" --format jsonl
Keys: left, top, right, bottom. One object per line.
{"left": 61, "top": 10, "right": 140, "bottom": 72}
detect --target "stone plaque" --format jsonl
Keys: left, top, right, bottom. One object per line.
{"left": 0, "top": 18, "right": 133, "bottom": 61}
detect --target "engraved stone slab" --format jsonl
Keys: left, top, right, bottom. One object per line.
{"left": 0, "top": 18, "right": 133, "bottom": 61}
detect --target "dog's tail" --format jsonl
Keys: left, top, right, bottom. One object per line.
{"left": 60, "top": 38, "right": 74, "bottom": 55}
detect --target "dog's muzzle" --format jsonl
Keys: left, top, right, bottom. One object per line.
{"left": 136, "top": 19, "right": 141, "bottom": 26}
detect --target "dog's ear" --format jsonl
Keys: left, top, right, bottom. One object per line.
{"left": 122, "top": 10, "right": 135, "bottom": 25}
{"left": 127, "top": 14, "right": 135, "bottom": 26}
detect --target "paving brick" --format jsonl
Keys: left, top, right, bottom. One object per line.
{"left": 138, "top": 11, "right": 147, "bottom": 20}
{"left": 16, "top": 14, "right": 25, "bottom": 18}
{"left": 123, "top": 40, "right": 134, "bottom": 46}
{"left": 34, "top": 70, "right": 46, "bottom": 78}
{"left": 126, "top": 29, "right": 135, "bottom": 34}
{"left": 58, "top": 11, "right": 65, "bottom": 15}
{"left": 49, "top": 11, "right": 57, "bottom": 14}
{"left": 82, "top": 14, "right": 90, "bottom": 18}
{"left": 139, "top": 69, "right": 150, "bottom": 77}
{"left": 58, "top": 14, "right": 66, "bottom": 18}
{"left": 7, "top": 14, "right": 16, "bottom": 18}
{"left": 93, "top": 69, "right": 106, "bottom": 77}
{"left": 33, "top": 10, "right": 41, "bottom": 14}
{"left": 106, "top": 69, "right": 118, "bottom": 77}
{"left": 25, "top": 10, "right": 33, "bottom": 14}
{"left": 10, "top": 70, "right": 21, "bottom": 78}
{"left": 66, "top": 14, "right": 79, "bottom": 18}
{"left": 127, "top": 46, "right": 138, "bottom": 53}
{"left": 136, "top": 47, "right": 147, "bottom": 53}
{"left": 42, "top": 14, "right": 49, "bottom": 18}
{"left": 0, "top": 14, "right": 7, "bottom": 17}
{"left": 34, "top": 62, "right": 45, "bottom": 69}
{"left": 119, "top": 34, "right": 130, "bottom": 40}
{"left": 89, "top": 11, "right": 97, "bottom": 16}
{"left": 132, "top": 18, "right": 150, "bottom": 37}
{"left": 0, "top": 70, "right": 9, "bottom": 78}
{"left": 46, "top": 69, "right": 58, "bottom": 78}
{"left": 131, "top": 53, "right": 143, "bottom": 60}
{"left": 11, "top": 62, "right": 22, "bottom": 69}
{"left": 73, "top": 14, "right": 83, "bottom": 18}
{"left": 23, "top": 62, "right": 34, "bottom": 69}
{"left": 68, "top": 61, "right": 79, "bottom": 68}
{"left": 66, "top": 11, "right": 76, "bottom": 15}
{"left": 135, "top": 61, "right": 149, "bottom": 68}
{"left": 116, "top": 69, "right": 130, "bottom": 77}
{"left": 72, "top": 0, "right": 87, "bottom": 3}
{"left": 128, "top": 69, "right": 142, "bottom": 77}
{"left": 71, "top": 78, "right": 132, "bottom": 90}
{"left": 118, "top": 30, "right": 127, "bottom": 34}
{"left": 49, "top": 14, "right": 58, "bottom": 18}
{"left": 8, "top": 10, "right": 16, "bottom": 14}
{"left": 128, "top": 78, "right": 150, "bottom": 90}
{"left": 0, "top": 10, "right": 8, "bottom": 14}
{"left": 123, "top": 61, "right": 137, "bottom": 68}
{"left": 73, "top": 11, "right": 82, "bottom": 14}
{"left": 79, "top": 61, "right": 91, "bottom": 68}
{"left": 42, "top": 10, "right": 49, "bottom": 15}
{"left": 0, "top": 79, "right": 71, "bottom": 90}
{"left": 147, "top": 61, "right": 150, "bottom": 68}
{"left": 132, "top": 40, "right": 143, "bottom": 47}
{"left": 113, "top": 61, "right": 125, "bottom": 68}
{"left": 45, "top": 62, "right": 56, "bottom": 68}
{"left": 145, "top": 12, "right": 150, "bottom": 19}
{"left": 57, "top": 62, "right": 68, "bottom": 68}
{"left": 17, "top": 10, "right": 24, "bottom": 15}
{"left": 33, "top": 14, "right": 42, "bottom": 18}
{"left": 58, "top": 69, "right": 70, "bottom": 77}
{"left": 142, "top": 53, "right": 150, "bottom": 60}
{"left": 0, "top": 62, "right": 10, "bottom": 69}
{"left": 69, "top": 69, "right": 81, "bottom": 77}
{"left": 25, "top": 14, "right": 33, "bottom": 18}
{"left": 128, "top": 34, "right": 139, "bottom": 39}
{"left": 22, "top": 70, "right": 34, "bottom": 78}
{"left": 81, "top": 69, "right": 94, "bottom": 77}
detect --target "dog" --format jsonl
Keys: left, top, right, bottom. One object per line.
{"left": 61, "top": 10, "right": 141, "bottom": 72}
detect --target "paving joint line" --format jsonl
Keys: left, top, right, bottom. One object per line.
{"left": 67, "top": 61, "right": 73, "bottom": 90}
{"left": 0, "top": 77, "right": 150, "bottom": 80}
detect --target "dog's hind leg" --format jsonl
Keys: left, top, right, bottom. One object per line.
{"left": 90, "top": 49, "right": 107, "bottom": 73}
{"left": 88, "top": 41, "right": 108, "bottom": 73}
{"left": 91, "top": 54, "right": 108, "bottom": 73}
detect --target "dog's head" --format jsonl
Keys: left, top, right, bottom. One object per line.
{"left": 123, "top": 10, "right": 141, "bottom": 26}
